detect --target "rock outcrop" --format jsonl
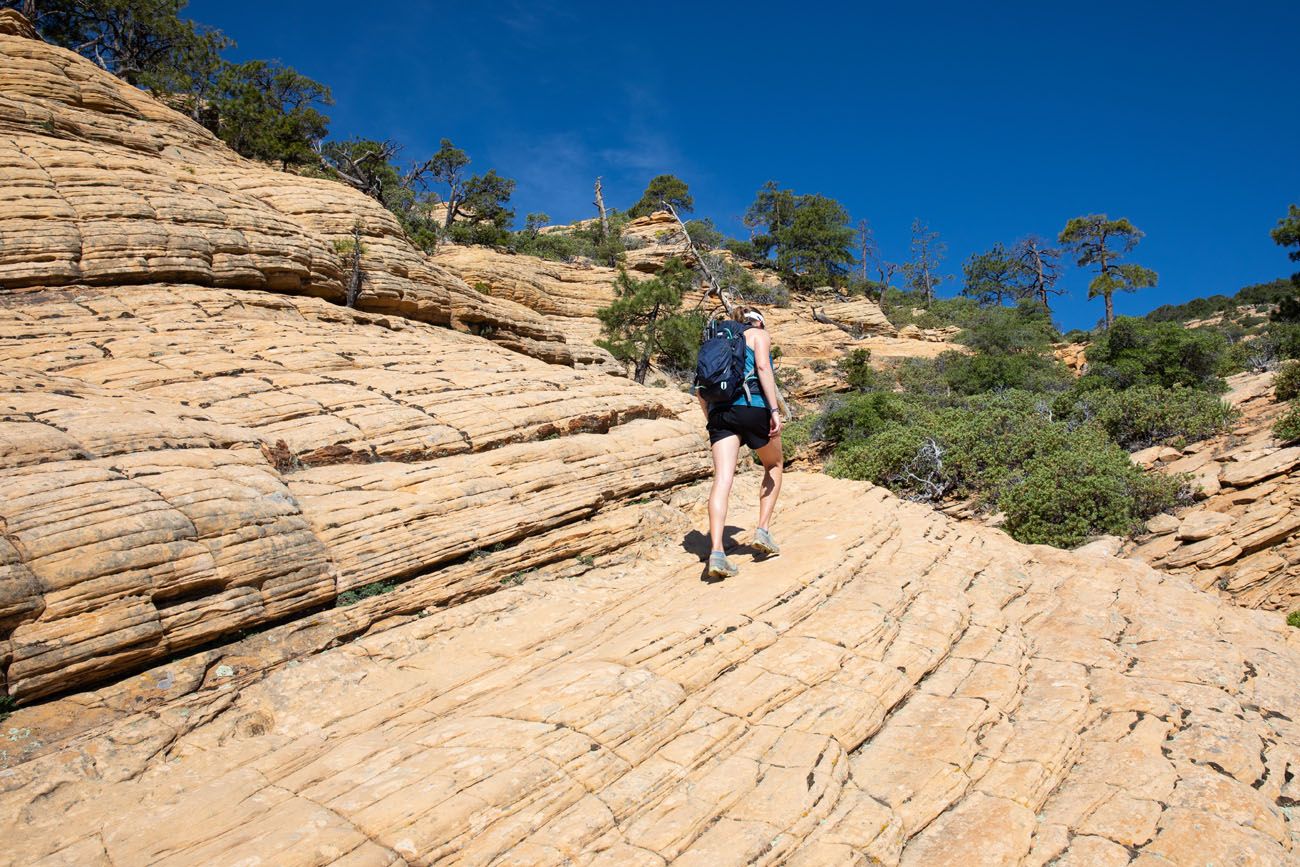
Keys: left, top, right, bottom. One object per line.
{"left": 2, "top": 472, "right": 1299, "bottom": 864}
{"left": 0, "top": 285, "right": 702, "bottom": 702}
{"left": 1126, "top": 371, "right": 1300, "bottom": 612}
{"left": 0, "top": 12, "right": 571, "bottom": 364}
{"left": 434, "top": 241, "right": 956, "bottom": 397}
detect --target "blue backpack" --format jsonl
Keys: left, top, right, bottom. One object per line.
{"left": 695, "top": 320, "right": 755, "bottom": 404}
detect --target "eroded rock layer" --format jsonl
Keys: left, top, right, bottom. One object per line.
{"left": 0, "top": 285, "right": 703, "bottom": 701}
{"left": 1, "top": 473, "right": 1297, "bottom": 865}
{"left": 1126, "top": 372, "right": 1300, "bottom": 612}
{"left": 0, "top": 16, "right": 571, "bottom": 364}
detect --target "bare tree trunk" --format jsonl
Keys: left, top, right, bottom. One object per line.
{"left": 1104, "top": 293, "right": 1114, "bottom": 329}
{"left": 21, "top": 0, "right": 37, "bottom": 21}
{"left": 661, "top": 201, "right": 735, "bottom": 318}
{"left": 593, "top": 177, "right": 609, "bottom": 241}
{"left": 345, "top": 222, "right": 364, "bottom": 308}
{"left": 442, "top": 193, "right": 458, "bottom": 230}
{"left": 857, "top": 219, "right": 868, "bottom": 285}
{"left": 1031, "top": 242, "right": 1049, "bottom": 310}
{"left": 634, "top": 302, "right": 660, "bottom": 384}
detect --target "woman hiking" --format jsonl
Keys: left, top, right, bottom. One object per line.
{"left": 696, "top": 308, "right": 783, "bottom": 578}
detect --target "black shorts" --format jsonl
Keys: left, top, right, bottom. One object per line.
{"left": 707, "top": 404, "right": 772, "bottom": 449}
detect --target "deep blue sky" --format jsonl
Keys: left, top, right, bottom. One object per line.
{"left": 188, "top": 0, "right": 1299, "bottom": 331}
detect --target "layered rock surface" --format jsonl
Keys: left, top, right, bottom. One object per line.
{"left": 0, "top": 284, "right": 702, "bottom": 702}
{"left": 2, "top": 473, "right": 1298, "bottom": 864}
{"left": 3, "top": 10, "right": 1300, "bottom": 864}
{"left": 1126, "top": 371, "right": 1300, "bottom": 612}
{"left": 0, "top": 12, "right": 570, "bottom": 364}
{"left": 433, "top": 240, "right": 956, "bottom": 397}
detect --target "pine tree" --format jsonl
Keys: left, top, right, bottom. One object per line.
{"left": 1059, "top": 214, "right": 1157, "bottom": 329}
{"left": 596, "top": 258, "right": 700, "bottom": 383}
{"left": 628, "top": 175, "right": 693, "bottom": 218}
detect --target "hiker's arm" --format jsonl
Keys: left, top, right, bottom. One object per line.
{"left": 752, "top": 332, "right": 783, "bottom": 434}
{"left": 696, "top": 392, "right": 709, "bottom": 417}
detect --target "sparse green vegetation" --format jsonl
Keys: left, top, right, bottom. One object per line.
{"left": 1287, "top": 610, "right": 1300, "bottom": 629}
{"left": 780, "top": 415, "right": 816, "bottom": 463}
{"left": 500, "top": 570, "right": 532, "bottom": 586}
{"left": 336, "top": 579, "right": 398, "bottom": 607}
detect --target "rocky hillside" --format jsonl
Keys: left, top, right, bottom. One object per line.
{"left": 434, "top": 221, "right": 961, "bottom": 399}
{"left": 2, "top": 11, "right": 1300, "bottom": 864}
{"left": 1126, "top": 371, "right": 1300, "bottom": 612}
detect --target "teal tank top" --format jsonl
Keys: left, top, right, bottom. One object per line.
{"left": 733, "top": 345, "right": 768, "bottom": 408}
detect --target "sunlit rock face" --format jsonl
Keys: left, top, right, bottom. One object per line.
{"left": 1, "top": 11, "right": 1299, "bottom": 865}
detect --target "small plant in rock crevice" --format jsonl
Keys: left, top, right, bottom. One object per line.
{"left": 336, "top": 579, "right": 397, "bottom": 607}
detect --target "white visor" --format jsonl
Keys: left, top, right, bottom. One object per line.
{"left": 743, "top": 311, "right": 765, "bottom": 326}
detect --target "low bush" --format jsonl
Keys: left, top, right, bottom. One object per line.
{"left": 826, "top": 424, "right": 934, "bottom": 496}
{"left": 1059, "top": 385, "right": 1238, "bottom": 450}
{"left": 999, "top": 435, "right": 1187, "bottom": 547}
{"left": 937, "top": 349, "right": 1071, "bottom": 395}
{"left": 879, "top": 289, "right": 981, "bottom": 331}
{"left": 1083, "top": 317, "right": 1230, "bottom": 392}
{"left": 896, "top": 357, "right": 952, "bottom": 400}
{"left": 813, "top": 391, "right": 911, "bottom": 444}
{"left": 1275, "top": 402, "right": 1300, "bottom": 443}
{"left": 780, "top": 414, "right": 816, "bottom": 463}
{"left": 815, "top": 390, "right": 1186, "bottom": 548}
{"left": 1274, "top": 361, "right": 1300, "bottom": 402}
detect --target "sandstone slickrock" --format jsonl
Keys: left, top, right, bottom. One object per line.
{"left": 2, "top": 474, "right": 1298, "bottom": 865}
{"left": 3, "top": 10, "right": 1300, "bottom": 864}
{"left": 0, "top": 15, "right": 571, "bottom": 364}
{"left": 432, "top": 242, "right": 949, "bottom": 397}
{"left": 0, "top": 285, "right": 703, "bottom": 701}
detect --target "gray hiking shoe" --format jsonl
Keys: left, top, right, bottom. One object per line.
{"left": 708, "top": 551, "right": 739, "bottom": 578}
{"left": 753, "top": 528, "right": 780, "bottom": 557}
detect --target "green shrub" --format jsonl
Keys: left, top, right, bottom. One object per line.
{"left": 1274, "top": 402, "right": 1300, "bottom": 442}
{"left": 998, "top": 437, "right": 1185, "bottom": 548}
{"left": 1266, "top": 323, "right": 1300, "bottom": 362}
{"left": 838, "top": 348, "right": 890, "bottom": 392}
{"left": 815, "top": 389, "right": 1188, "bottom": 548}
{"left": 747, "top": 281, "right": 791, "bottom": 308}
{"left": 1059, "top": 385, "right": 1238, "bottom": 450}
{"left": 684, "top": 218, "right": 723, "bottom": 250}
{"left": 1288, "top": 610, "right": 1300, "bottom": 629}
{"left": 1083, "top": 317, "right": 1229, "bottom": 392}
{"left": 937, "top": 349, "right": 1071, "bottom": 395}
{"left": 896, "top": 357, "right": 952, "bottom": 399}
{"left": 880, "top": 289, "right": 981, "bottom": 331}
{"left": 780, "top": 415, "right": 816, "bottom": 463}
{"left": 654, "top": 310, "right": 707, "bottom": 374}
{"left": 1274, "top": 361, "right": 1300, "bottom": 402}
{"left": 814, "top": 392, "right": 910, "bottom": 444}
{"left": 932, "top": 392, "right": 1068, "bottom": 500}
{"left": 826, "top": 424, "right": 935, "bottom": 497}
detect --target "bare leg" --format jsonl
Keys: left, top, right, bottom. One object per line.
{"left": 709, "top": 435, "right": 741, "bottom": 552}
{"left": 754, "top": 436, "right": 783, "bottom": 530}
